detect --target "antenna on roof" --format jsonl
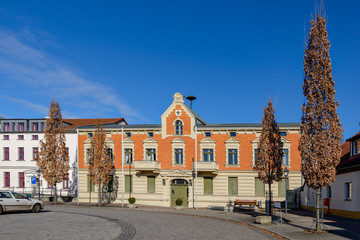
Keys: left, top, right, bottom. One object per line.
{"left": 186, "top": 96, "right": 196, "bottom": 109}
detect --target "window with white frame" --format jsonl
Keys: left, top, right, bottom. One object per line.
{"left": 228, "top": 149, "right": 238, "bottom": 165}
{"left": 146, "top": 148, "right": 156, "bottom": 161}
{"left": 203, "top": 149, "right": 214, "bottom": 162}
{"left": 200, "top": 138, "right": 216, "bottom": 162}
{"left": 85, "top": 148, "right": 91, "bottom": 164}
{"left": 225, "top": 138, "right": 240, "bottom": 166}
{"left": 143, "top": 138, "right": 158, "bottom": 161}
{"left": 171, "top": 138, "right": 185, "bottom": 166}
{"left": 175, "top": 120, "right": 183, "bottom": 135}
{"left": 252, "top": 137, "right": 291, "bottom": 166}
{"left": 174, "top": 148, "right": 184, "bottom": 164}
{"left": 124, "top": 148, "right": 133, "bottom": 164}
{"left": 123, "top": 137, "right": 134, "bottom": 164}
{"left": 351, "top": 140, "right": 360, "bottom": 156}
{"left": 282, "top": 149, "right": 289, "bottom": 165}
{"left": 345, "top": 182, "right": 352, "bottom": 200}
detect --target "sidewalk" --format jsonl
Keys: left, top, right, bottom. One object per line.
{"left": 47, "top": 201, "right": 360, "bottom": 240}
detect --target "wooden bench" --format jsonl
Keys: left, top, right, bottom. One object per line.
{"left": 234, "top": 200, "right": 257, "bottom": 207}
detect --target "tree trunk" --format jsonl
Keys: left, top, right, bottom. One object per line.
{"left": 89, "top": 188, "right": 92, "bottom": 203}
{"left": 316, "top": 187, "right": 321, "bottom": 232}
{"left": 268, "top": 183, "right": 272, "bottom": 216}
{"left": 54, "top": 184, "right": 57, "bottom": 205}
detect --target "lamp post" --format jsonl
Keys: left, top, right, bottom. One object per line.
{"left": 284, "top": 167, "right": 289, "bottom": 214}
{"left": 36, "top": 169, "right": 41, "bottom": 200}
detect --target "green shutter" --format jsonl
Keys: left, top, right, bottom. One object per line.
{"left": 204, "top": 177, "right": 213, "bottom": 195}
{"left": 125, "top": 175, "right": 133, "bottom": 193}
{"left": 278, "top": 178, "right": 289, "bottom": 197}
{"left": 147, "top": 176, "right": 155, "bottom": 193}
{"left": 228, "top": 177, "right": 238, "bottom": 196}
{"left": 87, "top": 176, "right": 94, "bottom": 192}
{"left": 255, "top": 178, "right": 265, "bottom": 196}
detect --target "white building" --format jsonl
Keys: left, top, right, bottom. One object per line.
{"left": 301, "top": 131, "right": 360, "bottom": 220}
{"left": 0, "top": 118, "right": 126, "bottom": 201}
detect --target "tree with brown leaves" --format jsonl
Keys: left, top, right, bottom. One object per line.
{"left": 300, "top": 14, "right": 343, "bottom": 232}
{"left": 36, "top": 99, "right": 69, "bottom": 204}
{"left": 88, "top": 119, "right": 113, "bottom": 205}
{"left": 253, "top": 99, "right": 283, "bottom": 216}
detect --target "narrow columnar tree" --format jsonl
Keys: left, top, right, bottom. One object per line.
{"left": 253, "top": 99, "right": 283, "bottom": 216}
{"left": 36, "top": 99, "right": 69, "bottom": 204}
{"left": 300, "top": 14, "right": 343, "bottom": 232}
{"left": 88, "top": 119, "right": 113, "bottom": 205}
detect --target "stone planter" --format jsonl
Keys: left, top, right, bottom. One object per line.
{"left": 175, "top": 205, "right": 183, "bottom": 210}
{"left": 128, "top": 204, "right": 137, "bottom": 208}
{"left": 256, "top": 215, "right": 272, "bottom": 224}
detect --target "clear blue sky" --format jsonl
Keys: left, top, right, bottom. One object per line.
{"left": 0, "top": 1, "right": 358, "bottom": 140}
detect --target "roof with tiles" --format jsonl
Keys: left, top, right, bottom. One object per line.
{"left": 337, "top": 131, "right": 360, "bottom": 173}
{"left": 63, "top": 118, "right": 127, "bottom": 130}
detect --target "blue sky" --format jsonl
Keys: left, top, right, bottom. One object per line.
{"left": 0, "top": 1, "right": 358, "bottom": 140}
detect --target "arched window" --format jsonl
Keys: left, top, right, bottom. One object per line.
{"left": 175, "top": 120, "right": 183, "bottom": 135}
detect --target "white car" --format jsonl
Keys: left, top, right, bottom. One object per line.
{"left": 0, "top": 191, "right": 44, "bottom": 214}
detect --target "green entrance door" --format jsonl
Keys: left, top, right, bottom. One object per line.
{"left": 171, "top": 179, "right": 188, "bottom": 207}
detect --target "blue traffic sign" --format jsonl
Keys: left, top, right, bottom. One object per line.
{"left": 31, "top": 176, "right": 37, "bottom": 184}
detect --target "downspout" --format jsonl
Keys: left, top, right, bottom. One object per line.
{"left": 195, "top": 122, "right": 198, "bottom": 210}
{"left": 121, "top": 127, "right": 124, "bottom": 207}
{"left": 76, "top": 128, "right": 79, "bottom": 205}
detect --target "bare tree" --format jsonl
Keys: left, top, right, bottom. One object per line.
{"left": 36, "top": 99, "right": 69, "bottom": 204}
{"left": 300, "top": 14, "right": 343, "bottom": 232}
{"left": 253, "top": 99, "right": 283, "bottom": 216}
{"left": 88, "top": 119, "right": 113, "bottom": 205}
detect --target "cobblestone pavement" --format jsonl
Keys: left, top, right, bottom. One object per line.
{"left": 0, "top": 205, "right": 277, "bottom": 240}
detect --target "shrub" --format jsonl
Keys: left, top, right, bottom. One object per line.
{"left": 128, "top": 197, "right": 136, "bottom": 204}
{"left": 175, "top": 198, "right": 183, "bottom": 206}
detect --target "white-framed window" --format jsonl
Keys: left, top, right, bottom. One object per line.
{"left": 351, "top": 140, "right": 360, "bottom": 156}
{"left": 228, "top": 149, "right": 238, "bottom": 165}
{"left": 345, "top": 182, "right": 352, "bottom": 200}
{"left": 282, "top": 149, "right": 289, "bottom": 165}
{"left": 171, "top": 138, "right": 185, "bottom": 166}
{"left": 251, "top": 137, "right": 291, "bottom": 166}
{"left": 85, "top": 148, "right": 91, "bottom": 164}
{"left": 124, "top": 148, "right": 133, "bottom": 164}
{"left": 107, "top": 148, "right": 114, "bottom": 164}
{"left": 175, "top": 120, "right": 183, "bottom": 135}
{"left": 143, "top": 138, "right": 158, "bottom": 161}
{"left": 203, "top": 149, "right": 214, "bottom": 162}
{"left": 199, "top": 138, "right": 216, "bottom": 162}
{"left": 146, "top": 148, "right": 156, "bottom": 161}
{"left": 174, "top": 148, "right": 184, "bottom": 164}
{"left": 225, "top": 138, "right": 240, "bottom": 166}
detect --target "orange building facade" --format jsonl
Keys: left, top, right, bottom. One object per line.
{"left": 78, "top": 93, "right": 302, "bottom": 207}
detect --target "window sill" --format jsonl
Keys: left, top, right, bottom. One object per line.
{"left": 2, "top": 159, "right": 10, "bottom": 161}
{"left": 172, "top": 163, "right": 185, "bottom": 167}
{"left": 225, "top": 164, "right": 240, "bottom": 168}
{"left": 345, "top": 199, "right": 351, "bottom": 201}
{"left": 17, "top": 160, "right": 25, "bottom": 161}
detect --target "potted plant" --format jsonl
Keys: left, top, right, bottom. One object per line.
{"left": 128, "top": 197, "right": 136, "bottom": 208}
{"left": 175, "top": 198, "right": 183, "bottom": 210}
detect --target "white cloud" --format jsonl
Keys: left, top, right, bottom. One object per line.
{"left": 0, "top": 30, "right": 145, "bottom": 121}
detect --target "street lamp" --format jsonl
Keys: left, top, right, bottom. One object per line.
{"left": 284, "top": 167, "right": 289, "bottom": 214}
{"left": 36, "top": 169, "right": 41, "bottom": 200}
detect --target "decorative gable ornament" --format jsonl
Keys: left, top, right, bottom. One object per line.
{"left": 175, "top": 110, "right": 182, "bottom": 116}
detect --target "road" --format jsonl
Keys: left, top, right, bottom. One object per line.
{"left": 0, "top": 205, "right": 277, "bottom": 240}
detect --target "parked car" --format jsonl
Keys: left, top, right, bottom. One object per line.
{"left": 0, "top": 191, "right": 44, "bottom": 214}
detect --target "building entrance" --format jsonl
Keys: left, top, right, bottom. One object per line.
{"left": 170, "top": 179, "right": 188, "bottom": 207}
